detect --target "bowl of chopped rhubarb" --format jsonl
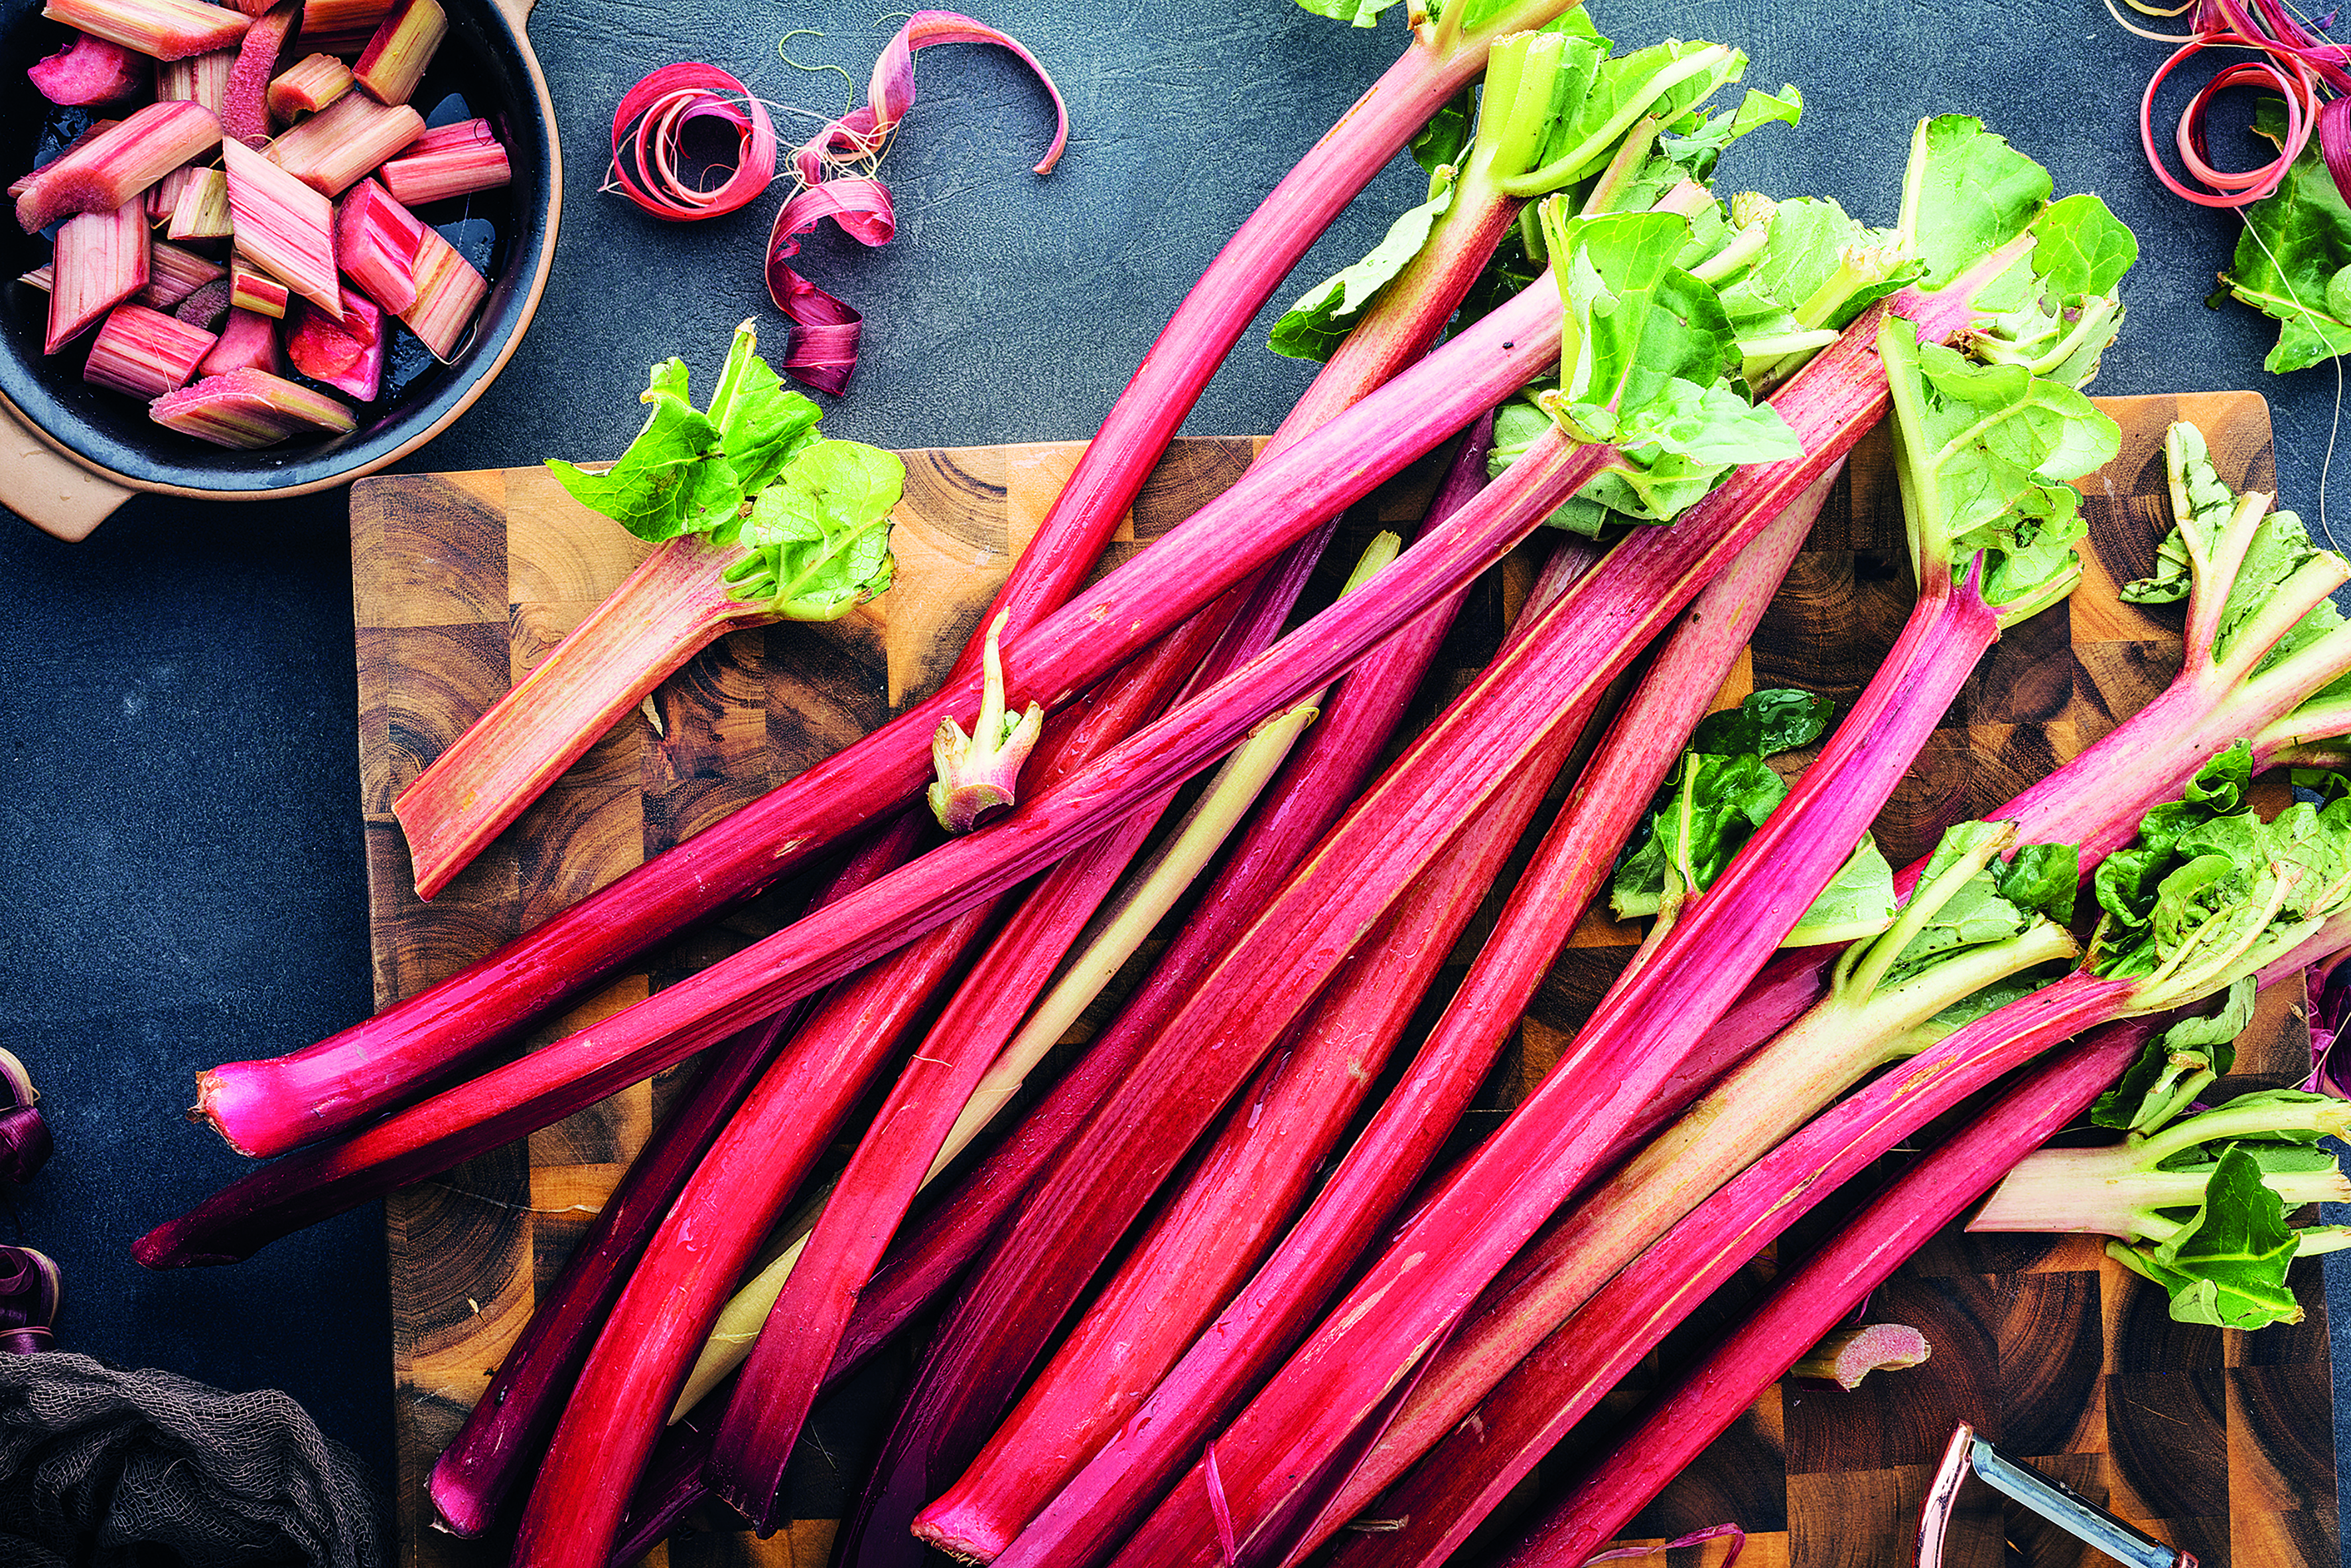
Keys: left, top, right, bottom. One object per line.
{"left": 0, "top": 0, "right": 559, "bottom": 540}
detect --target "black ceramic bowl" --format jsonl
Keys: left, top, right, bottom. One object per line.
{"left": 0, "top": 0, "right": 559, "bottom": 537}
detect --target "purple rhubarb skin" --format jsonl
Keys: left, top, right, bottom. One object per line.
{"left": 184, "top": 0, "right": 1583, "bottom": 1163}
{"left": 178, "top": 254, "right": 1570, "bottom": 1165}
{"left": 420, "top": 812, "right": 919, "bottom": 1539}
{"left": 982, "top": 466, "right": 1833, "bottom": 1568}
{"left": 1480, "top": 1013, "right": 2155, "bottom": 1568}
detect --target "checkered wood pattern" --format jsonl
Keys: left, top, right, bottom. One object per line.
{"left": 352, "top": 391, "right": 2334, "bottom": 1568}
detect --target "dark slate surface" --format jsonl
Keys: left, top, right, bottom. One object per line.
{"left": 2, "top": 0, "right": 2349, "bottom": 1550}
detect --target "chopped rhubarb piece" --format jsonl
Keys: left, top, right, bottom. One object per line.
{"left": 334, "top": 177, "right": 421, "bottom": 313}
{"left": 28, "top": 33, "right": 147, "bottom": 106}
{"left": 166, "top": 164, "right": 231, "bottom": 239}
{"left": 198, "top": 306, "right": 283, "bottom": 376}
{"left": 380, "top": 117, "right": 508, "bottom": 205}
{"left": 157, "top": 47, "right": 232, "bottom": 111}
{"left": 137, "top": 237, "right": 224, "bottom": 308}
{"left": 173, "top": 275, "right": 229, "bottom": 328}
{"left": 41, "top": 0, "right": 251, "bottom": 60}
{"left": 220, "top": 1, "right": 296, "bottom": 147}
{"left": 266, "top": 90, "right": 422, "bottom": 196}
{"left": 267, "top": 52, "right": 352, "bottom": 121}
{"left": 225, "top": 0, "right": 275, "bottom": 11}
{"left": 401, "top": 222, "right": 485, "bottom": 359}
{"left": 219, "top": 139, "right": 338, "bottom": 317}
{"left": 84, "top": 302, "right": 214, "bottom": 397}
{"left": 19, "top": 264, "right": 53, "bottom": 291}
{"left": 286, "top": 289, "right": 382, "bottom": 398}
{"left": 351, "top": 0, "right": 443, "bottom": 104}
{"left": 293, "top": 0, "right": 392, "bottom": 53}
{"left": 151, "top": 366, "right": 353, "bottom": 447}
{"left": 46, "top": 198, "right": 147, "bottom": 353}
{"left": 15, "top": 100, "right": 221, "bottom": 234}
{"left": 9, "top": 120, "right": 118, "bottom": 199}
{"left": 229, "top": 263, "right": 289, "bottom": 318}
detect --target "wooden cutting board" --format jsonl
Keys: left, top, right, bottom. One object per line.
{"left": 351, "top": 390, "right": 2338, "bottom": 1568}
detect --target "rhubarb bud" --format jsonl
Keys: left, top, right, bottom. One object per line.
{"left": 0, "top": 1048, "right": 51, "bottom": 1187}
{"left": 28, "top": 32, "right": 148, "bottom": 106}
{"left": 352, "top": 0, "right": 445, "bottom": 106}
{"left": 927, "top": 610, "right": 1044, "bottom": 834}
{"left": 42, "top": 0, "right": 252, "bottom": 60}
{"left": 267, "top": 52, "right": 353, "bottom": 122}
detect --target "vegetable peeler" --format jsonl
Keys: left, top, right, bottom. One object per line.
{"left": 1916, "top": 1423, "right": 2197, "bottom": 1568}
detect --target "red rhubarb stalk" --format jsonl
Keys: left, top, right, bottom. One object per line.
{"left": 175, "top": 264, "right": 1568, "bottom": 1163}
{"left": 986, "top": 468, "right": 1833, "bottom": 1568}
{"left": 136, "top": 237, "right": 222, "bottom": 309}
{"left": 1096, "top": 400, "right": 2013, "bottom": 1568}
{"left": 148, "top": 366, "right": 352, "bottom": 446}
{"left": 381, "top": 117, "right": 508, "bottom": 205}
{"left": 1488, "top": 1020, "right": 2153, "bottom": 1568}
{"left": 266, "top": 52, "right": 352, "bottom": 121}
{"left": 83, "top": 301, "right": 212, "bottom": 396}
{"left": 266, "top": 90, "right": 425, "bottom": 196}
{"left": 196, "top": 307, "right": 280, "bottom": 376}
{"left": 351, "top": 0, "right": 445, "bottom": 106}
{"left": 422, "top": 814, "right": 921, "bottom": 1538}
{"left": 42, "top": 0, "right": 251, "bottom": 60}
{"left": 914, "top": 713, "right": 1586, "bottom": 1562}
{"left": 28, "top": 32, "right": 147, "bottom": 105}
{"left": 219, "top": 139, "right": 339, "bottom": 317}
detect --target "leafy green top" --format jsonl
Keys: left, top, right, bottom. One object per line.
{"left": 547, "top": 322, "right": 903, "bottom": 621}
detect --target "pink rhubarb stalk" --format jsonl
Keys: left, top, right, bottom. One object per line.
{"left": 285, "top": 290, "right": 384, "bottom": 399}
{"left": 1486, "top": 1017, "right": 2153, "bottom": 1568}
{"left": 166, "top": 165, "right": 231, "bottom": 240}
{"left": 987, "top": 469, "right": 1832, "bottom": 1568}
{"left": 221, "top": 0, "right": 297, "bottom": 147}
{"left": 175, "top": 262, "right": 1568, "bottom": 1163}
{"left": 148, "top": 366, "right": 353, "bottom": 446}
{"left": 28, "top": 32, "right": 147, "bottom": 105}
{"left": 294, "top": 0, "right": 392, "bottom": 52}
{"left": 228, "top": 265, "right": 289, "bottom": 318}
{"left": 220, "top": 139, "right": 338, "bottom": 317}
{"left": 46, "top": 198, "right": 147, "bottom": 354}
{"left": 137, "top": 237, "right": 223, "bottom": 309}
{"left": 83, "top": 301, "right": 213, "bottom": 396}
{"left": 266, "top": 90, "right": 425, "bottom": 197}
{"left": 42, "top": 0, "right": 251, "bottom": 60}
{"left": 351, "top": 0, "right": 445, "bottom": 106}
{"left": 15, "top": 99, "right": 220, "bottom": 233}
{"left": 380, "top": 117, "right": 508, "bottom": 205}
{"left": 267, "top": 52, "right": 352, "bottom": 121}
{"left": 196, "top": 307, "right": 283, "bottom": 376}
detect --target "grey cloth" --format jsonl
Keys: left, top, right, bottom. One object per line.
{"left": 0, "top": 1354, "right": 380, "bottom": 1568}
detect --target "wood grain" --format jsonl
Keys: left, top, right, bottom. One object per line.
{"left": 353, "top": 392, "right": 2336, "bottom": 1568}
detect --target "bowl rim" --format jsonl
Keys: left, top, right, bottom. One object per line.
{"left": 0, "top": 0, "right": 563, "bottom": 503}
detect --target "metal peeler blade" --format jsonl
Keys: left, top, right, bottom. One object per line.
{"left": 1916, "top": 1423, "right": 2196, "bottom": 1568}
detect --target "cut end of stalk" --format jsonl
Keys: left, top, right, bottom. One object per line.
{"left": 1789, "top": 1321, "right": 1932, "bottom": 1391}
{"left": 352, "top": 0, "right": 445, "bottom": 106}
{"left": 267, "top": 52, "right": 354, "bottom": 121}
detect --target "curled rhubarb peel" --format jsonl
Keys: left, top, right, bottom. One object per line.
{"left": 929, "top": 611, "right": 1044, "bottom": 833}
{"left": 0, "top": 1245, "right": 60, "bottom": 1355}
{"left": 767, "top": 13, "right": 1066, "bottom": 392}
{"left": 608, "top": 63, "right": 778, "bottom": 221}
{"left": 0, "top": 1048, "right": 49, "bottom": 1186}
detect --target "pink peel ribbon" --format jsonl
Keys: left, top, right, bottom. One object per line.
{"left": 608, "top": 62, "right": 779, "bottom": 222}
{"left": 765, "top": 11, "right": 1069, "bottom": 393}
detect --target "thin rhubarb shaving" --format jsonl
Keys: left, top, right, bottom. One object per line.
{"left": 762, "top": 13, "right": 1066, "bottom": 393}
{"left": 606, "top": 63, "right": 777, "bottom": 220}
{"left": 2121, "top": 0, "right": 2351, "bottom": 206}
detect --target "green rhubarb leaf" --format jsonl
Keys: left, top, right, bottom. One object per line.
{"left": 1964, "top": 196, "right": 2135, "bottom": 388}
{"left": 1610, "top": 688, "right": 1831, "bottom": 920}
{"left": 1864, "top": 823, "right": 2075, "bottom": 993}
{"left": 2221, "top": 121, "right": 2351, "bottom": 372}
{"left": 548, "top": 357, "right": 741, "bottom": 542}
{"left": 705, "top": 324, "right": 824, "bottom": 497}
{"left": 1996, "top": 840, "right": 2078, "bottom": 926}
{"left": 2121, "top": 423, "right": 2236, "bottom": 605}
{"left": 2027, "top": 193, "right": 2139, "bottom": 301}
{"left": 2117, "top": 1144, "right": 2307, "bottom": 1329}
{"left": 1896, "top": 115, "right": 2054, "bottom": 292}
{"left": 1546, "top": 208, "right": 1743, "bottom": 440}
{"left": 1788, "top": 834, "right": 1898, "bottom": 946}
{"left": 1879, "top": 323, "right": 2114, "bottom": 626}
{"left": 1270, "top": 171, "right": 1459, "bottom": 363}
{"left": 1516, "top": 37, "right": 1748, "bottom": 193}
{"left": 1294, "top": 0, "right": 1391, "bottom": 28}
{"left": 2092, "top": 975, "right": 2253, "bottom": 1131}
{"left": 731, "top": 441, "right": 905, "bottom": 620}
